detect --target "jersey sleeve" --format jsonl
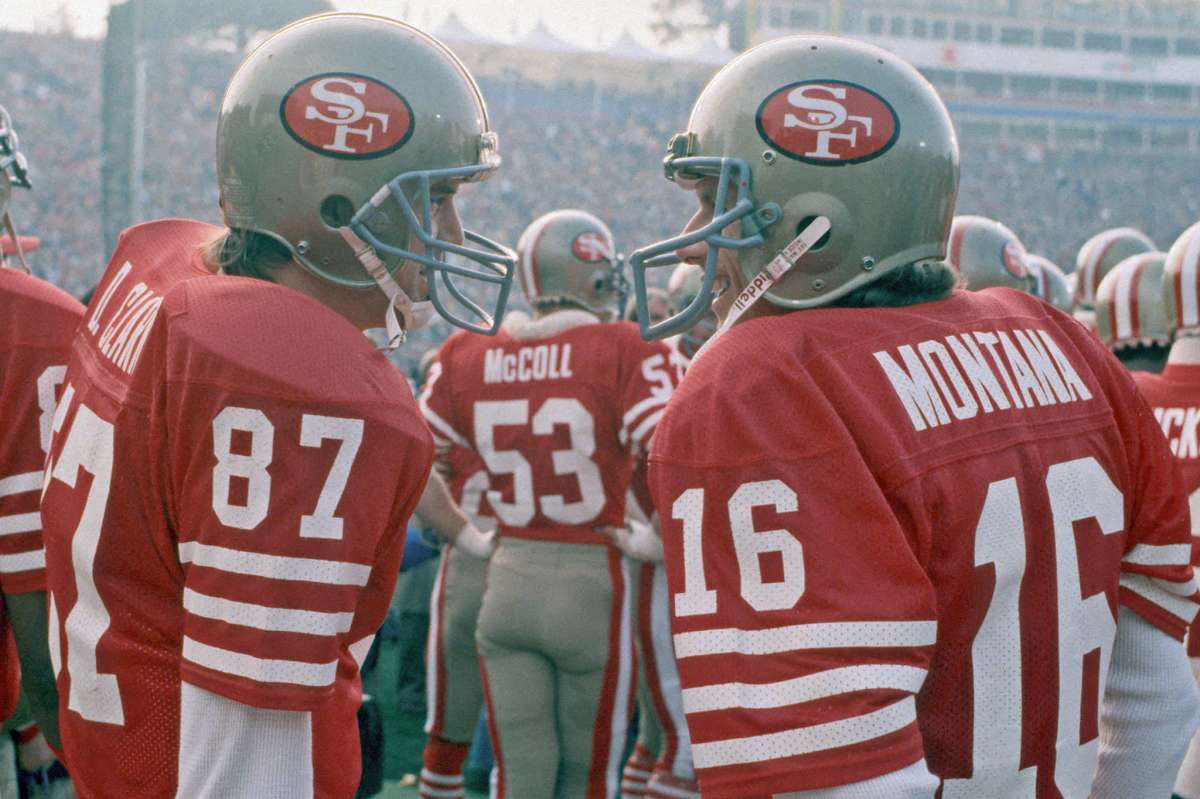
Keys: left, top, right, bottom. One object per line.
{"left": 649, "top": 361, "right": 936, "bottom": 796}
{"left": 146, "top": 311, "right": 433, "bottom": 712}
{"left": 0, "top": 347, "right": 68, "bottom": 595}
{"left": 619, "top": 338, "right": 678, "bottom": 457}
{"left": 419, "top": 338, "right": 471, "bottom": 457}
{"left": 1112, "top": 367, "right": 1200, "bottom": 640}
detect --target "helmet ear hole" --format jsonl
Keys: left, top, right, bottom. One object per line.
{"left": 320, "top": 195, "right": 356, "bottom": 229}
{"left": 797, "top": 216, "right": 832, "bottom": 251}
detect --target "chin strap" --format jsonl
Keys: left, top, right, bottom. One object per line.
{"left": 691, "top": 215, "right": 831, "bottom": 364}
{"left": 2, "top": 212, "right": 30, "bottom": 273}
{"left": 338, "top": 226, "right": 434, "bottom": 350}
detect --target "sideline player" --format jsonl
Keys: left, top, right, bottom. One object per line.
{"left": 39, "top": 15, "right": 515, "bottom": 798}
{"left": 629, "top": 35, "right": 1199, "bottom": 798}
{"left": 1094, "top": 251, "right": 1171, "bottom": 374}
{"left": 1073, "top": 227, "right": 1156, "bottom": 332}
{"left": 421, "top": 209, "right": 676, "bottom": 798}
{"left": 1027, "top": 254, "right": 1073, "bottom": 313}
{"left": 1141, "top": 222, "right": 1200, "bottom": 799}
{"left": 418, "top": 346, "right": 500, "bottom": 799}
{"left": 945, "top": 215, "right": 1035, "bottom": 294}
{"left": 618, "top": 263, "right": 708, "bottom": 799}
{"left": 0, "top": 104, "right": 78, "bottom": 771}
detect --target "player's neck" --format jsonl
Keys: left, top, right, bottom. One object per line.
{"left": 1168, "top": 336, "right": 1200, "bottom": 365}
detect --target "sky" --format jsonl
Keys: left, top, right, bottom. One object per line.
{"left": 0, "top": 0, "right": 662, "bottom": 48}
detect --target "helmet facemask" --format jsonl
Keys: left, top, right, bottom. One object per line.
{"left": 629, "top": 151, "right": 781, "bottom": 341}
{"left": 345, "top": 141, "right": 515, "bottom": 342}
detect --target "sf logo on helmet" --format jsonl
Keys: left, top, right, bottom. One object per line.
{"left": 572, "top": 232, "right": 613, "bottom": 262}
{"left": 756, "top": 80, "right": 899, "bottom": 165}
{"left": 282, "top": 73, "right": 414, "bottom": 160}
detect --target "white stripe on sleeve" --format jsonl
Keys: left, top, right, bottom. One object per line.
{"left": 1122, "top": 543, "right": 1192, "bottom": 567}
{"left": 182, "top": 637, "right": 337, "bottom": 688}
{"left": 691, "top": 696, "right": 918, "bottom": 769}
{"left": 0, "top": 512, "right": 41, "bottom": 536}
{"left": 177, "top": 542, "right": 371, "bottom": 586}
{"left": 1120, "top": 573, "right": 1200, "bottom": 624}
{"left": 182, "top": 588, "right": 353, "bottom": 635}
{"left": 0, "top": 549, "right": 45, "bottom": 573}
{"left": 0, "top": 471, "right": 43, "bottom": 497}
{"left": 681, "top": 664, "right": 928, "bottom": 715}
{"left": 674, "top": 621, "right": 937, "bottom": 659}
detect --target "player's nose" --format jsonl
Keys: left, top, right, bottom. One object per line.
{"left": 675, "top": 208, "right": 710, "bottom": 266}
{"left": 435, "top": 198, "right": 465, "bottom": 248}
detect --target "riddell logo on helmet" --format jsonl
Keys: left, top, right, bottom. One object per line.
{"left": 281, "top": 73, "right": 414, "bottom": 160}
{"left": 1002, "top": 242, "right": 1029, "bottom": 279}
{"left": 572, "top": 232, "right": 612, "bottom": 262}
{"left": 756, "top": 81, "right": 899, "bottom": 165}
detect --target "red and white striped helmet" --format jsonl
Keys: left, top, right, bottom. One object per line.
{"left": 1165, "top": 221, "right": 1200, "bottom": 338}
{"left": 1074, "top": 227, "right": 1155, "bottom": 309}
{"left": 1094, "top": 251, "right": 1169, "bottom": 350}
{"left": 1026, "top": 254, "right": 1072, "bottom": 313}
{"left": 946, "top": 215, "right": 1034, "bottom": 293}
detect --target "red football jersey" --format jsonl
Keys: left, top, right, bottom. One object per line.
{"left": 420, "top": 311, "right": 677, "bottom": 544}
{"left": 0, "top": 269, "right": 84, "bottom": 723}
{"left": 1133, "top": 363, "right": 1200, "bottom": 654}
{"left": 649, "top": 288, "right": 1196, "bottom": 798}
{"left": 41, "top": 221, "right": 433, "bottom": 797}
{"left": 436, "top": 444, "right": 496, "bottom": 530}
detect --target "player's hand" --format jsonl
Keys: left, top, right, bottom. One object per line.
{"left": 454, "top": 523, "right": 496, "bottom": 559}
{"left": 598, "top": 519, "right": 663, "bottom": 562}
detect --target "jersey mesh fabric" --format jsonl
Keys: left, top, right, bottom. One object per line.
{"left": 1133, "top": 363, "right": 1200, "bottom": 655}
{"left": 420, "top": 315, "right": 677, "bottom": 544}
{"left": 41, "top": 220, "right": 433, "bottom": 797}
{"left": 0, "top": 269, "right": 84, "bottom": 723}
{"left": 648, "top": 288, "right": 1197, "bottom": 798}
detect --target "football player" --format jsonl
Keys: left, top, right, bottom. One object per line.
{"left": 1074, "top": 227, "right": 1157, "bottom": 332}
{"left": 1094, "top": 251, "right": 1171, "bottom": 374}
{"left": 629, "top": 36, "right": 1199, "bottom": 798}
{"left": 39, "top": 15, "right": 514, "bottom": 798}
{"left": 1027, "top": 254, "right": 1073, "bottom": 313}
{"left": 1139, "top": 222, "right": 1200, "bottom": 799}
{"left": 946, "top": 215, "right": 1035, "bottom": 294}
{"left": 0, "top": 104, "right": 77, "bottom": 757}
{"left": 619, "top": 261, "right": 706, "bottom": 799}
{"left": 421, "top": 209, "right": 677, "bottom": 798}
{"left": 418, "top": 345, "right": 500, "bottom": 799}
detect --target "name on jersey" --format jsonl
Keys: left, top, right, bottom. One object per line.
{"left": 84, "top": 261, "right": 163, "bottom": 375}
{"left": 874, "top": 328, "right": 1093, "bottom": 432}
{"left": 484, "top": 344, "right": 574, "bottom": 384}
{"left": 1154, "top": 407, "right": 1200, "bottom": 459}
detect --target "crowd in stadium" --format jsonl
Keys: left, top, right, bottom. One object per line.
{"left": 5, "top": 11, "right": 1200, "bottom": 799}
{"left": 3, "top": 30, "right": 1199, "bottom": 316}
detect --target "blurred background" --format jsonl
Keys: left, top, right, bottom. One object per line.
{"left": 3, "top": 2, "right": 1199, "bottom": 795}
{"left": 2, "top": 0, "right": 1200, "bottom": 370}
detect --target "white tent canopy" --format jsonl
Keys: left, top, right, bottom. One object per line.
{"left": 433, "top": 11, "right": 497, "bottom": 45}
{"left": 680, "top": 31, "right": 736, "bottom": 65}
{"left": 606, "top": 28, "right": 663, "bottom": 62}
{"left": 517, "top": 19, "right": 581, "bottom": 52}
